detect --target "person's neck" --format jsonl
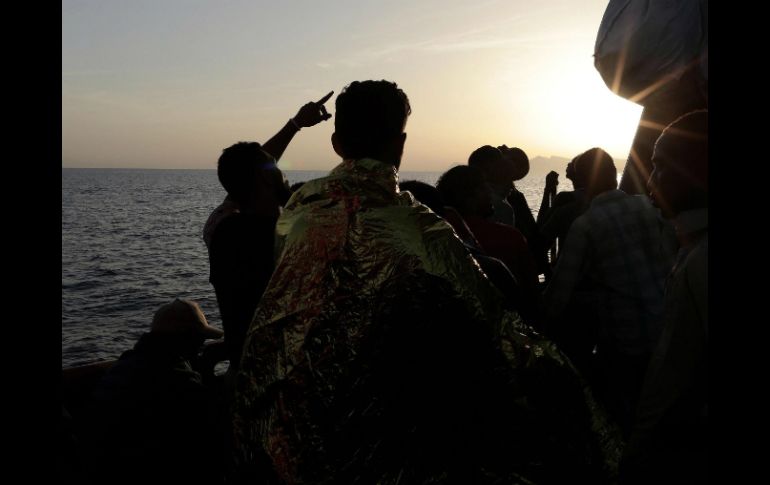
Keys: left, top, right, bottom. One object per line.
{"left": 674, "top": 208, "right": 708, "bottom": 248}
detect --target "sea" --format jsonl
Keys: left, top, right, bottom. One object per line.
{"left": 62, "top": 168, "right": 550, "bottom": 367}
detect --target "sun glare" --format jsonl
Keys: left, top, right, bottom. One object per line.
{"left": 512, "top": 55, "right": 643, "bottom": 161}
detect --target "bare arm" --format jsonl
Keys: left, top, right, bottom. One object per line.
{"left": 262, "top": 91, "right": 334, "bottom": 161}
{"left": 536, "top": 171, "right": 559, "bottom": 225}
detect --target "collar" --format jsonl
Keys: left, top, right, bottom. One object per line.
{"left": 332, "top": 158, "right": 400, "bottom": 195}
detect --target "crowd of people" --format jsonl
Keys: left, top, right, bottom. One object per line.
{"left": 61, "top": 80, "right": 708, "bottom": 484}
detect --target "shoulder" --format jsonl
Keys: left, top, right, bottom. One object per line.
{"left": 553, "top": 191, "right": 575, "bottom": 205}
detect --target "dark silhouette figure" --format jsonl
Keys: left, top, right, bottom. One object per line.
{"left": 621, "top": 110, "right": 708, "bottom": 485}
{"left": 79, "top": 299, "right": 227, "bottom": 485}
{"left": 468, "top": 145, "right": 517, "bottom": 226}
{"left": 437, "top": 164, "right": 543, "bottom": 328}
{"left": 499, "top": 145, "right": 551, "bottom": 279}
{"left": 399, "top": 179, "right": 524, "bottom": 314}
{"left": 205, "top": 93, "right": 333, "bottom": 377}
{"left": 545, "top": 147, "right": 677, "bottom": 436}
{"left": 538, "top": 156, "right": 589, "bottom": 266}
{"left": 234, "top": 80, "right": 622, "bottom": 484}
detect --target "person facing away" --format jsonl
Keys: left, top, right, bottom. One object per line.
{"left": 468, "top": 144, "right": 517, "bottom": 226}
{"left": 234, "top": 80, "right": 623, "bottom": 485}
{"left": 80, "top": 299, "right": 227, "bottom": 485}
{"left": 621, "top": 109, "right": 708, "bottom": 485}
{"left": 205, "top": 93, "right": 333, "bottom": 374}
{"left": 544, "top": 147, "right": 677, "bottom": 436}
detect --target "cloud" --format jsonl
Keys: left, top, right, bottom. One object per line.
{"left": 314, "top": 11, "right": 577, "bottom": 68}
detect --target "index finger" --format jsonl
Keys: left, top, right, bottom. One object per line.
{"left": 316, "top": 91, "right": 334, "bottom": 105}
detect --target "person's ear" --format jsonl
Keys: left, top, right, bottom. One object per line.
{"left": 395, "top": 132, "right": 407, "bottom": 159}
{"left": 331, "top": 132, "right": 344, "bottom": 158}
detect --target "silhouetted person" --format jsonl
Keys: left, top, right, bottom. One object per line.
{"left": 205, "top": 93, "right": 332, "bottom": 377}
{"left": 234, "top": 80, "right": 622, "bottom": 484}
{"left": 500, "top": 145, "right": 551, "bottom": 279}
{"left": 538, "top": 156, "right": 589, "bottom": 266}
{"left": 399, "top": 179, "right": 523, "bottom": 313}
{"left": 545, "top": 147, "right": 677, "bottom": 436}
{"left": 621, "top": 110, "right": 708, "bottom": 485}
{"left": 437, "top": 164, "right": 543, "bottom": 328}
{"left": 80, "top": 299, "right": 226, "bottom": 485}
{"left": 468, "top": 145, "right": 517, "bottom": 226}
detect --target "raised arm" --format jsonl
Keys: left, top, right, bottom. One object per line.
{"left": 262, "top": 91, "right": 334, "bottom": 161}
{"left": 536, "top": 171, "right": 559, "bottom": 225}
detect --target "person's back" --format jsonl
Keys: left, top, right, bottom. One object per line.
{"left": 545, "top": 148, "right": 677, "bottom": 435}
{"left": 234, "top": 81, "right": 623, "bottom": 484}
{"left": 549, "top": 190, "right": 675, "bottom": 356}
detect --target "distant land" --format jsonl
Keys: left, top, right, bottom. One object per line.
{"left": 527, "top": 155, "right": 627, "bottom": 180}
{"left": 61, "top": 155, "right": 627, "bottom": 175}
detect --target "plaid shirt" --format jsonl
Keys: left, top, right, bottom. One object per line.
{"left": 545, "top": 190, "right": 677, "bottom": 355}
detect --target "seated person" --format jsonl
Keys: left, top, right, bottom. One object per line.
{"left": 80, "top": 299, "right": 227, "bottom": 485}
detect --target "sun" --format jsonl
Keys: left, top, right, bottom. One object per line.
{"left": 511, "top": 55, "right": 643, "bottom": 161}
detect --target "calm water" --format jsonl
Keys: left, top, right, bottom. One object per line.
{"left": 62, "top": 168, "right": 548, "bottom": 367}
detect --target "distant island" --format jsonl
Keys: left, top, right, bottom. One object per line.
{"left": 527, "top": 155, "right": 626, "bottom": 179}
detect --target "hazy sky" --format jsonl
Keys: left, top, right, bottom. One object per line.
{"left": 62, "top": 0, "right": 641, "bottom": 171}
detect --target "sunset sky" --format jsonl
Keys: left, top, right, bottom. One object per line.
{"left": 62, "top": 0, "right": 642, "bottom": 172}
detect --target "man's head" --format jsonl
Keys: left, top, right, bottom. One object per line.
{"left": 150, "top": 298, "right": 224, "bottom": 343}
{"left": 500, "top": 146, "right": 530, "bottom": 182}
{"left": 573, "top": 147, "right": 617, "bottom": 199}
{"left": 648, "top": 109, "right": 708, "bottom": 217}
{"left": 436, "top": 165, "right": 494, "bottom": 218}
{"left": 331, "top": 80, "right": 411, "bottom": 169}
{"left": 217, "top": 142, "right": 291, "bottom": 210}
{"left": 468, "top": 145, "right": 516, "bottom": 194}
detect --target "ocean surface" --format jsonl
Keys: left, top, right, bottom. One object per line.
{"left": 62, "top": 168, "right": 550, "bottom": 367}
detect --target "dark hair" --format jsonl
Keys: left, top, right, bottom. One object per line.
{"left": 658, "top": 109, "right": 708, "bottom": 188}
{"left": 334, "top": 80, "right": 411, "bottom": 159}
{"left": 574, "top": 147, "right": 617, "bottom": 196}
{"left": 467, "top": 145, "right": 503, "bottom": 172}
{"left": 468, "top": 145, "right": 518, "bottom": 184}
{"left": 436, "top": 165, "right": 487, "bottom": 213}
{"left": 217, "top": 142, "right": 272, "bottom": 202}
{"left": 504, "top": 147, "right": 530, "bottom": 181}
{"left": 399, "top": 180, "right": 445, "bottom": 216}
